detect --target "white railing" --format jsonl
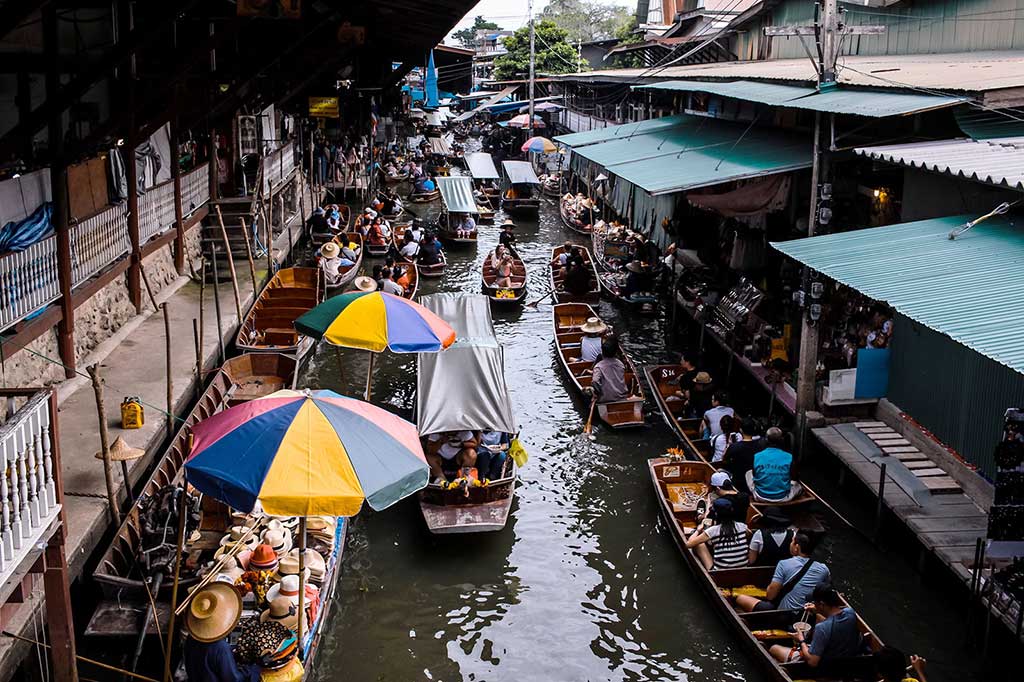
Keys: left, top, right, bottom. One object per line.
{"left": 261, "top": 141, "right": 296, "bottom": 195}
{"left": 71, "top": 203, "right": 130, "bottom": 288}
{"left": 0, "top": 237, "right": 61, "bottom": 330}
{"left": 560, "top": 109, "right": 616, "bottom": 133}
{"left": 181, "top": 164, "right": 210, "bottom": 217}
{"left": 0, "top": 390, "right": 60, "bottom": 580}
{"left": 138, "top": 179, "right": 178, "bottom": 244}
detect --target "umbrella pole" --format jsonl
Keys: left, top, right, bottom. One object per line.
{"left": 162, "top": 480, "right": 188, "bottom": 682}
{"left": 365, "top": 351, "right": 375, "bottom": 402}
{"left": 297, "top": 517, "right": 307, "bottom": 655}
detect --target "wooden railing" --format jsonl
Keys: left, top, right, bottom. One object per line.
{"left": 0, "top": 162, "right": 212, "bottom": 334}
{"left": 0, "top": 389, "right": 60, "bottom": 580}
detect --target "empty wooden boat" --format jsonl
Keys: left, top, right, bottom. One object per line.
{"left": 236, "top": 267, "right": 323, "bottom": 356}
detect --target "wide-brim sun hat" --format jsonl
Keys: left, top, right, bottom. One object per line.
{"left": 186, "top": 582, "right": 242, "bottom": 643}
{"left": 694, "top": 371, "right": 712, "bottom": 385}
{"left": 354, "top": 276, "right": 377, "bottom": 292}
{"left": 580, "top": 317, "right": 607, "bottom": 335}
{"left": 95, "top": 436, "right": 145, "bottom": 462}
{"left": 320, "top": 242, "right": 340, "bottom": 259}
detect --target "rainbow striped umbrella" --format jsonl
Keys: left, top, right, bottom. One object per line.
{"left": 521, "top": 136, "right": 557, "bottom": 153}
{"left": 185, "top": 389, "right": 427, "bottom": 517}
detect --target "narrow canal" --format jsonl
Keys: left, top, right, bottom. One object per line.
{"left": 302, "top": 173, "right": 985, "bottom": 682}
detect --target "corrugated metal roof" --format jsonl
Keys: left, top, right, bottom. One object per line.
{"left": 561, "top": 114, "right": 812, "bottom": 195}
{"left": 428, "top": 136, "right": 452, "bottom": 156}
{"left": 465, "top": 152, "right": 499, "bottom": 179}
{"left": 548, "top": 51, "right": 1024, "bottom": 102}
{"left": 854, "top": 137, "right": 1024, "bottom": 191}
{"left": 635, "top": 80, "right": 966, "bottom": 117}
{"left": 553, "top": 114, "right": 692, "bottom": 148}
{"left": 502, "top": 160, "right": 540, "bottom": 185}
{"left": 771, "top": 214, "right": 1024, "bottom": 375}
{"left": 436, "top": 176, "right": 478, "bottom": 214}
{"left": 955, "top": 108, "right": 1024, "bottom": 141}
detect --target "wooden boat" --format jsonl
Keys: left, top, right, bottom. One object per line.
{"left": 482, "top": 249, "right": 527, "bottom": 304}
{"left": 236, "top": 267, "right": 323, "bottom": 356}
{"left": 89, "top": 353, "right": 297, "bottom": 605}
{"left": 417, "top": 294, "right": 518, "bottom": 534}
{"left": 324, "top": 232, "right": 364, "bottom": 294}
{"left": 399, "top": 263, "right": 419, "bottom": 299}
{"left": 592, "top": 223, "right": 632, "bottom": 273}
{"left": 409, "top": 187, "right": 441, "bottom": 203}
{"left": 476, "top": 203, "right": 495, "bottom": 224}
{"left": 310, "top": 205, "right": 352, "bottom": 246}
{"left": 501, "top": 191, "right": 541, "bottom": 217}
{"left": 542, "top": 176, "right": 562, "bottom": 197}
{"left": 648, "top": 457, "right": 883, "bottom": 682}
{"left": 438, "top": 212, "right": 478, "bottom": 247}
{"left": 559, "top": 195, "right": 594, "bottom": 235}
{"left": 384, "top": 171, "right": 409, "bottom": 185}
{"left": 393, "top": 222, "right": 447, "bottom": 278}
{"left": 553, "top": 302, "right": 645, "bottom": 428}
{"left": 599, "top": 270, "right": 659, "bottom": 315}
{"left": 549, "top": 244, "right": 600, "bottom": 304}
{"left": 645, "top": 364, "right": 821, "bottom": 508}
{"left": 419, "top": 251, "right": 446, "bottom": 278}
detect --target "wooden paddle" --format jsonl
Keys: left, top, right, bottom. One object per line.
{"left": 525, "top": 286, "right": 556, "bottom": 309}
{"left": 583, "top": 396, "right": 598, "bottom": 441}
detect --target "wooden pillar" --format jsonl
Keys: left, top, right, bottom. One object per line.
{"left": 121, "top": 2, "right": 142, "bottom": 312}
{"left": 170, "top": 92, "right": 186, "bottom": 275}
{"left": 209, "top": 127, "right": 219, "bottom": 202}
{"left": 44, "top": 7, "right": 75, "bottom": 379}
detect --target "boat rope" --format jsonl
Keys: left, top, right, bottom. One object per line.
{"left": 0, "top": 631, "right": 160, "bottom": 682}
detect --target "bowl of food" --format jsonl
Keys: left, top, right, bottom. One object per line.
{"left": 792, "top": 621, "right": 812, "bottom": 638}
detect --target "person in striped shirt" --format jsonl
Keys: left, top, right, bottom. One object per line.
{"left": 685, "top": 497, "right": 750, "bottom": 570}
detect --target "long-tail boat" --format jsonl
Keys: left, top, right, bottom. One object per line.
{"left": 236, "top": 267, "right": 323, "bottom": 357}
{"left": 482, "top": 248, "right": 527, "bottom": 304}
{"left": 549, "top": 244, "right": 600, "bottom": 304}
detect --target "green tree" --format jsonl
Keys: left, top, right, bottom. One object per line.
{"left": 493, "top": 19, "right": 588, "bottom": 80}
{"left": 608, "top": 15, "right": 646, "bottom": 68}
{"left": 540, "top": 0, "right": 634, "bottom": 44}
{"left": 452, "top": 15, "right": 501, "bottom": 49}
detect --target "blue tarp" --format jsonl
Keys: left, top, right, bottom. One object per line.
{"left": 425, "top": 50, "right": 439, "bottom": 110}
{"left": 0, "top": 202, "right": 53, "bottom": 253}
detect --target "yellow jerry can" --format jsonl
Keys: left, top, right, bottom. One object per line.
{"left": 120, "top": 396, "right": 144, "bottom": 429}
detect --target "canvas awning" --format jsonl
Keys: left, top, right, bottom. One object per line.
{"left": 466, "top": 152, "right": 500, "bottom": 180}
{"left": 771, "top": 214, "right": 1024, "bottom": 374}
{"left": 436, "top": 176, "right": 478, "bottom": 214}
{"left": 634, "top": 80, "right": 967, "bottom": 117}
{"left": 428, "top": 136, "right": 452, "bottom": 156}
{"left": 502, "top": 160, "right": 540, "bottom": 185}
{"left": 417, "top": 294, "right": 517, "bottom": 436}
{"left": 453, "top": 85, "right": 518, "bottom": 122}
{"left": 426, "top": 112, "right": 444, "bottom": 127}
{"left": 563, "top": 114, "right": 811, "bottom": 195}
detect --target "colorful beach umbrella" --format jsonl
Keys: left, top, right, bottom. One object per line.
{"left": 506, "top": 113, "right": 545, "bottom": 129}
{"left": 294, "top": 291, "right": 455, "bottom": 400}
{"left": 185, "top": 389, "right": 428, "bottom": 517}
{"left": 521, "top": 136, "right": 557, "bottom": 153}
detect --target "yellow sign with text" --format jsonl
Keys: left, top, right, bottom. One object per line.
{"left": 308, "top": 97, "right": 339, "bottom": 118}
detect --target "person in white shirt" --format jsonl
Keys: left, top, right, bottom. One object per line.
{"left": 399, "top": 233, "right": 420, "bottom": 260}
{"left": 379, "top": 268, "right": 404, "bottom": 296}
{"left": 701, "top": 392, "right": 735, "bottom": 439}
{"left": 454, "top": 213, "right": 476, "bottom": 239}
{"left": 426, "top": 430, "right": 479, "bottom": 482}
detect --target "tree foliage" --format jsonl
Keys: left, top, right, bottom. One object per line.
{"left": 452, "top": 15, "right": 502, "bottom": 48}
{"left": 540, "top": 0, "right": 634, "bottom": 44}
{"left": 608, "top": 15, "right": 646, "bottom": 68}
{"left": 493, "top": 20, "right": 587, "bottom": 81}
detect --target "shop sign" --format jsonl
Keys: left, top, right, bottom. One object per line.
{"left": 238, "top": 0, "right": 301, "bottom": 18}
{"left": 309, "top": 97, "right": 339, "bottom": 118}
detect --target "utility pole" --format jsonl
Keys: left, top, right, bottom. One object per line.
{"left": 766, "top": 0, "right": 884, "bottom": 451}
{"left": 527, "top": 0, "right": 536, "bottom": 135}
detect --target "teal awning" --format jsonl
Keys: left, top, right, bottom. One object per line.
{"left": 554, "top": 114, "right": 691, "bottom": 149}
{"left": 566, "top": 114, "right": 812, "bottom": 195}
{"left": 634, "top": 80, "right": 966, "bottom": 117}
{"left": 436, "top": 176, "right": 478, "bottom": 214}
{"left": 771, "top": 214, "right": 1024, "bottom": 375}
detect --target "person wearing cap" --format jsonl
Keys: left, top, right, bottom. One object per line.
{"left": 184, "top": 582, "right": 260, "bottom": 682}
{"left": 576, "top": 317, "right": 607, "bottom": 363}
{"left": 499, "top": 220, "right": 517, "bottom": 251}
{"left": 685, "top": 497, "right": 750, "bottom": 570}
{"left": 425, "top": 430, "right": 479, "bottom": 483}
{"left": 748, "top": 507, "right": 795, "bottom": 567}
{"left": 585, "top": 336, "right": 629, "bottom": 404}
{"left": 318, "top": 242, "right": 354, "bottom": 287}
{"left": 708, "top": 470, "right": 749, "bottom": 523}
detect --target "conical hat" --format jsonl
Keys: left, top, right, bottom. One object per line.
{"left": 95, "top": 436, "right": 145, "bottom": 462}
{"left": 186, "top": 582, "right": 242, "bottom": 643}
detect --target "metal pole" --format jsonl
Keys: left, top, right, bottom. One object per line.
{"left": 527, "top": 0, "right": 535, "bottom": 135}
{"left": 161, "top": 483, "right": 188, "bottom": 682}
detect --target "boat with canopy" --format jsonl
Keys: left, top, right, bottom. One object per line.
{"left": 436, "top": 176, "right": 478, "bottom": 246}
{"left": 416, "top": 294, "right": 518, "bottom": 534}
{"left": 500, "top": 160, "right": 541, "bottom": 217}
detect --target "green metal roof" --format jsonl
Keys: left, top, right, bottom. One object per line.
{"left": 568, "top": 114, "right": 812, "bottom": 195}
{"left": 955, "top": 107, "right": 1024, "bottom": 140}
{"left": 634, "top": 80, "right": 967, "bottom": 117}
{"left": 553, "top": 114, "right": 692, "bottom": 148}
{"left": 771, "top": 214, "right": 1024, "bottom": 375}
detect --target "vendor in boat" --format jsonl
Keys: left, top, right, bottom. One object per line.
{"left": 318, "top": 242, "right": 355, "bottom": 288}
{"left": 622, "top": 260, "right": 653, "bottom": 298}
{"left": 453, "top": 212, "right": 476, "bottom": 239}
{"left": 747, "top": 506, "right": 795, "bottom": 567}
{"left": 399, "top": 231, "right": 421, "bottom": 261}
{"left": 748, "top": 427, "right": 804, "bottom": 503}
{"left": 576, "top": 317, "right": 607, "bottom": 363}
{"left": 183, "top": 582, "right": 260, "bottom": 682}
{"left": 426, "top": 430, "right": 480, "bottom": 482}
{"left": 684, "top": 497, "right": 749, "bottom": 570}
{"left": 585, "top": 336, "right": 629, "bottom": 404}
{"left": 414, "top": 176, "right": 436, "bottom": 194}
{"left": 768, "top": 583, "right": 863, "bottom": 667}
{"left": 499, "top": 219, "right": 518, "bottom": 251}
{"left": 734, "top": 530, "right": 831, "bottom": 614}
{"left": 476, "top": 430, "right": 510, "bottom": 480}
{"left": 307, "top": 206, "right": 328, "bottom": 235}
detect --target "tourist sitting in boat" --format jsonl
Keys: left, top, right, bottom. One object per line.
{"left": 557, "top": 241, "right": 573, "bottom": 267}
{"left": 585, "top": 336, "right": 629, "bottom": 404}
{"left": 707, "top": 470, "right": 750, "bottom": 521}
{"left": 721, "top": 416, "right": 766, "bottom": 493}
{"left": 489, "top": 244, "right": 509, "bottom": 270}
{"left": 476, "top": 430, "right": 510, "bottom": 480}
{"left": 701, "top": 391, "right": 735, "bottom": 439}
{"left": 399, "top": 232, "right": 421, "bottom": 260}
{"left": 408, "top": 219, "right": 425, "bottom": 243}
{"left": 748, "top": 427, "right": 804, "bottom": 503}
{"left": 307, "top": 206, "right": 328, "bottom": 235}
{"left": 318, "top": 242, "right": 354, "bottom": 287}
{"left": 688, "top": 371, "right": 714, "bottom": 418}
{"left": 875, "top": 647, "right": 930, "bottom": 682}
{"left": 684, "top": 497, "right": 749, "bottom": 570}
{"left": 426, "top": 430, "right": 479, "bottom": 482}
{"left": 381, "top": 268, "right": 405, "bottom": 296}
{"left": 576, "top": 317, "right": 607, "bottom": 363}
{"left": 734, "top": 530, "right": 830, "bottom": 613}
{"left": 183, "top": 582, "right": 261, "bottom": 682}
{"left": 563, "top": 260, "right": 593, "bottom": 299}
{"left": 368, "top": 220, "right": 387, "bottom": 247}
{"left": 453, "top": 212, "right": 476, "bottom": 239}
{"left": 419, "top": 235, "right": 442, "bottom": 266}
{"left": 326, "top": 204, "right": 342, "bottom": 232}
{"left": 710, "top": 415, "right": 743, "bottom": 463}
{"left": 396, "top": 264, "right": 414, "bottom": 292}
{"left": 769, "top": 583, "right": 863, "bottom": 667}
{"left": 747, "top": 506, "right": 794, "bottom": 567}
{"left": 499, "top": 220, "right": 517, "bottom": 251}
{"left": 414, "top": 176, "right": 436, "bottom": 193}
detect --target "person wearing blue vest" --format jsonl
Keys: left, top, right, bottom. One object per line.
{"left": 747, "top": 427, "right": 804, "bottom": 503}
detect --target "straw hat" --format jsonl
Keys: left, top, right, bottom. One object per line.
{"left": 266, "top": 574, "right": 302, "bottom": 605}
{"left": 275, "top": 554, "right": 311, "bottom": 583}
{"left": 185, "top": 582, "right": 242, "bottom": 643}
{"left": 502, "top": 219, "right": 515, "bottom": 228}
{"left": 694, "top": 371, "right": 712, "bottom": 385}
{"left": 268, "top": 516, "right": 298, "bottom": 530}
{"left": 304, "top": 516, "right": 336, "bottom": 533}
{"left": 213, "top": 542, "right": 252, "bottom": 568}
{"left": 284, "top": 548, "right": 326, "bottom": 582}
{"left": 213, "top": 565, "right": 244, "bottom": 584}
{"left": 625, "top": 260, "right": 644, "bottom": 273}
{"left": 320, "top": 242, "right": 340, "bottom": 259}
{"left": 94, "top": 436, "right": 144, "bottom": 462}
{"left": 219, "top": 526, "right": 258, "bottom": 549}
{"left": 249, "top": 543, "right": 280, "bottom": 571}
{"left": 230, "top": 511, "right": 259, "bottom": 528}
{"left": 354, "top": 276, "right": 377, "bottom": 293}
{"left": 580, "top": 317, "right": 607, "bottom": 335}
{"left": 260, "top": 596, "right": 308, "bottom": 633}
{"left": 262, "top": 529, "right": 293, "bottom": 558}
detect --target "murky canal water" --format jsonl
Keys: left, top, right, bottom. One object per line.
{"left": 301, "top": 172, "right": 987, "bottom": 682}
